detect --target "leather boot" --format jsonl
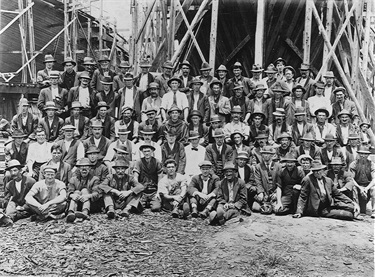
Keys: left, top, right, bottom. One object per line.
{"left": 66, "top": 212, "right": 76, "bottom": 223}
{"left": 191, "top": 207, "right": 198, "bottom": 218}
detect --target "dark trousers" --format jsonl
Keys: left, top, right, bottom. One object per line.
{"left": 190, "top": 195, "right": 216, "bottom": 211}
{"left": 5, "top": 201, "right": 31, "bottom": 221}
{"left": 103, "top": 193, "right": 143, "bottom": 213}
{"left": 140, "top": 192, "right": 161, "bottom": 212}
{"left": 275, "top": 189, "right": 300, "bottom": 215}
{"left": 26, "top": 202, "right": 67, "bottom": 217}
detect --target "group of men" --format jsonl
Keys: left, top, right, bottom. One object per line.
{"left": 0, "top": 54, "right": 374, "bottom": 227}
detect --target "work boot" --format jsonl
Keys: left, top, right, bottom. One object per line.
{"left": 120, "top": 208, "right": 130, "bottom": 218}
{"left": 209, "top": 211, "right": 217, "bottom": 225}
{"left": 66, "top": 212, "right": 76, "bottom": 223}
{"left": 107, "top": 206, "right": 115, "bottom": 219}
{"left": 199, "top": 209, "right": 209, "bottom": 219}
{"left": 171, "top": 207, "right": 179, "bottom": 218}
{"left": 191, "top": 207, "right": 198, "bottom": 218}
{"left": 75, "top": 210, "right": 89, "bottom": 220}
{"left": 0, "top": 213, "right": 13, "bottom": 227}
{"left": 182, "top": 203, "right": 190, "bottom": 220}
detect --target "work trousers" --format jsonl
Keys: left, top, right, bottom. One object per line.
{"left": 68, "top": 189, "right": 91, "bottom": 213}
{"left": 190, "top": 195, "right": 216, "bottom": 211}
{"left": 26, "top": 202, "right": 67, "bottom": 217}
{"left": 216, "top": 204, "right": 240, "bottom": 222}
{"left": 275, "top": 189, "right": 301, "bottom": 215}
{"left": 103, "top": 193, "right": 143, "bottom": 213}
{"left": 140, "top": 191, "right": 161, "bottom": 212}
{"left": 5, "top": 201, "right": 31, "bottom": 221}
{"left": 354, "top": 185, "right": 375, "bottom": 213}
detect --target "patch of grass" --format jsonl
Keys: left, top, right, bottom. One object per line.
{"left": 257, "top": 249, "right": 284, "bottom": 267}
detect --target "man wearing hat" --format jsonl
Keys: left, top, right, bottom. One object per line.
{"left": 25, "top": 165, "right": 67, "bottom": 220}
{"left": 331, "top": 87, "right": 359, "bottom": 125}
{"left": 86, "top": 145, "right": 109, "bottom": 183}
{"left": 262, "top": 64, "right": 280, "bottom": 97}
{"left": 308, "top": 81, "right": 332, "bottom": 121}
{"left": 223, "top": 106, "right": 250, "bottom": 144}
{"left": 133, "top": 144, "right": 163, "bottom": 211}
{"left": 297, "top": 154, "right": 313, "bottom": 175}
{"left": 161, "top": 75, "right": 189, "bottom": 122}
{"left": 359, "top": 122, "right": 373, "bottom": 145}
{"left": 187, "top": 110, "right": 209, "bottom": 146}
{"left": 135, "top": 125, "right": 162, "bottom": 160}
{"left": 312, "top": 107, "right": 336, "bottom": 144}
{"left": 113, "top": 60, "right": 131, "bottom": 92}
{"left": 249, "top": 112, "right": 269, "bottom": 146}
{"left": 295, "top": 63, "right": 316, "bottom": 100}
{"left": 274, "top": 153, "right": 305, "bottom": 215}
{"left": 231, "top": 130, "right": 251, "bottom": 160}
{"left": 64, "top": 101, "right": 90, "bottom": 140}
{"left": 327, "top": 157, "right": 355, "bottom": 200}
{"left": 250, "top": 64, "right": 268, "bottom": 89}
{"left": 251, "top": 133, "right": 269, "bottom": 164}
{"left": 141, "top": 83, "right": 163, "bottom": 123}
{"left": 159, "top": 104, "right": 189, "bottom": 145}
{"left": 294, "top": 160, "right": 355, "bottom": 220}
{"left": 161, "top": 130, "right": 186, "bottom": 174}
{"left": 0, "top": 113, "right": 11, "bottom": 139}
{"left": 135, "top": 58, "right": 155, "bottom": 93}
{"left": 320, "top": 134, "right": 345, "bottom": 166}
{"left": 115, "top": 106, "right": 138, "bottom": 143}
{"left": 268, "top": 83, "right": 293, "bottom": 125}
{"left": 11, "top": 98, "right": 39, "bottom": 140}
{"left": 37, "top": 54, "right": 57, "bottom": 88}
{"left": 249, "top": 84, "right": 271, "bottom": 125}
{"left": 90, "top": 55, "right": 116, "bottom": 95}
{"left": 322, "top": 71, "right": 336, "bottom": 103}
{"left": 197, "top": 62, "right": 214, "bottom": 95}
{"left": 207, "top": 115, "right": 222, "bottom": 145}
{"left": 227, "top": 62, "right": 255, "bottom": 98}
{"left": 67, "top": 71, "right": 95, "bottom": 118}
{"left": 66, "top": 158, "right": 101, "bottom": 222}
{"left": 93, "top": 101, "right": 116, "bottom": 141}
{"left": 274, "top": 57, "right": 286, "bottom": 81}
{"left": 210, "top": 161, "right": 250, "bottom": 225}
{"left": 187, "top": 77, "right": 210, "bottom": 124}
{"left": 3, "top": 160, "right": 36, "bottom": 224}
{"left": 154, "top": 159, "right": 189, "bottom": 218}
{"left": 207, "top": 78, "right": 231, "bottom": 123}
{"left": 38, "top": 71, "right": 69, "bottom": 117}
{"left": 187, "top": 160, "right": 220, "bottom": 218}
{"left": 205, "top": 128, "right": 233, "bottom": 179}
{"left": 268, "top": 108, "right": 291, "bottom": 145}
{"left": 59, "top": 57, "right": 77, "bottom": 91}
{"left": 38, "top": 101, "right": 64, "bottom": 142}
{"left": 274, "top": 132, "right": 297, "bottom": 161}
{"left": 235, "top": 151, "right": 256, "bottom": 209}
{"left": 283, "top": 66, "right": 296, "bottom": 94}
{"left": 154, "top": 60, "right": 174, "bottom": 97}
{"left": 229, "top": 83, "right": 251, "bottom": 123}
{"left": 291, "top": 107, "right": 315, "bottom": 146}
{"left": 253, "top": 146, "right": 282, "bottom": 212}
{"left": 291, "top": 84, "right": 311, "bottom": 123}
{"left": 185, "top": 131, "right": 206, "bottom": 178}
{"left": 74, "top": 57, "right": 96, "bottom": 86}
{"left": 95, "top": 76, "right": 117, "bottom": 118}
{"left": 295, "top": 132, "right": 321, "bottom": 161}
{"left": 99, "top": 159, "right": 144, "bottom": 218}
{"left": 118, "top": 72, "right": 143, "bottom": 122}
{"left": 216, "top": 64, "right": 231, "bottom": 98}
{"left": 55, "top": 124, "right": 85, "bottom": 166}
{"left": 335, "top": 109, "right": 358, "bottom": 147}
{"left": 139, "top": 108, "right": 162, "bottom": 143}
{"left": 83, "top": 120, "right": 111, "bottom": 158}
{"left": 178, "top": 60, "right": 194, "bottom": 93}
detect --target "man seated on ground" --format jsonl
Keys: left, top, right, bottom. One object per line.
{"left": 274, "top": 153, "right": 305, "bottom": 215}
{"left": 66, "top": 158, "right": 101, "bottom": 222}
{"left": 154, "top": 159, "right": 189, "bottom": 219}
{"left": 99, "top": 159, "right": 144, "bottom": 218}
{"left": 161, "top": 130, "right": 186, "bottom": 175}
{"left": 133, "top": 144, "right": 164, "bottom": 211}
{"left": 209, "top": 162, "right": 250, "bottom": 225}
{"left": 3, "top": 160, "right": 36, "bottom": 224}
{"left": 293, "top": 160, "right": 355, "bottom": 221}
{"left": 86, "top": 146, "right": 109, "bottom": 183}
{"left": 83, "top": 120, "right": 111, "bottom": 158}
{"left": 187, "top": 161, "right": 220, "bottom": 219}
{"left": 25, "top": 165, "right": 67, "bottom": 221}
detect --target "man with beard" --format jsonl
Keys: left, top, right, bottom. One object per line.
{"left": 216, "top": 64, "right": 231, "bottom": 98}
{"left": 208, "top": 79, "right": 231, "bottom": 123}
{"left": 274, "top": 132, "right": 297, "bottom": 161}
{"left": 3, "top": 160, "right": 35, "bottom": 224}
{"left": 55, "top": 124, "right": 85, "bottom": 166}
{"left": 134, "top": 59, "right": 154, "bottom": 94}
{"left": 92, "top": 101, "right": 116, "bottom": 142}
{"left": 295, "top": 63, "right": 315, "bottom": 99}
{"left": 64, "top": 101, "right": 90, "bottom": 140}
{"left": 159, "top": 105, "right": 189, "bottom": 145}
{"left": 90, "top": 55, "right": 116, "bottom": 95}
{"left": 68, "top": 71, "right": 95, "bottom": 118}
{"left": 209, "top": 162, "right": 250, "bottom": 225}
{"left": 320, "top": 134, "right": 345, "bottom": 166}
{"left": 161, "top": 130, "right": 186, "bottom": 174}
{"left": 83, "top": 120, "right": 111, "bottom": 158}
{"left": 38, "top": 101, "right": 65, "bottom": 142}
{"left": 291, "top": 107, "right": 315, "bottom": 146}
{"left": 154, "top": 61, "right": 174, "bottom": 97}
{"left": 178, "top": 60, "right": 194, "bottom": 93}
{"left": 295, "top": 133, "right": 321, "bottom": 161}
{"left": 141, "top": 83, "right": 163, "bottom": 124}
{"left": 274, "top": 153, "right": 305, "bottom": 215}
{"left": 335, "top": 109, "right": 358, "bottom": 147}
{"left": 268, "top": 108, "right": 291, "bottom": 145}
{"left": 249, "top": 112, "right": 269, "bottom": 147}
{"left": 115, "top": 106, "right": 139, "bottom": 144}
{"left": 66, "top": 158, "right": 101, "bottom": 222}
{"left": 188, "top": 161, "right": 220, "bottom": 218}
{"left": 249, "top": 84, "right": 271, "bottom": 125}
{"left": 205, "top": 128, "right": 233, "bottom": 179}
{"left": 343, "top": 133, "right": 361, "bottom": 168}
{"left": 227, "top": 62, "right": 255, "bottom": 98}
{"left": 229, "top": 83, "right": 251, "bottom": 123}
{"left": 133, "top": 144, "right": 163, "bottom": 211}
{"left": 251, "top": 133, "right": 269, "bottom": 164}
{"left": 313, "top": 108, "right": 336, "bottom": 145}
{"left": 187, "top": 77, "right": 210, "bottom": 124}
{"left": 118, "top": 73, "right": 143, "bottom": 122}
{"left": 349, "top": 146, "right": 375, "bottom": 217}
{"left": 223, "top": 106, "right": 250, "bottom": 144}
{"left": 99, "top": 159, "right": 144, "bottom": 218}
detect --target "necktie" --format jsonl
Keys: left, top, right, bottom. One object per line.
{"left": 173, "top": 92, "right": 177, "bottom": 105}
{"left": 318, "top": 124, "right": 324, "bottom": 136}
{"left": 192, "top": 147, "right": 198, "bottom": 151}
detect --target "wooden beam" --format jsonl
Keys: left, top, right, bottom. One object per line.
{"left": 321, "top": 0, "right": 334, "bottom": 75}
{"left": 224, "top": 35, "right": 251, "bottom": 65}
{"left": 135, "top": 0, "right": 157, "bottom": 44}
{"left": 254, "top": 0, "right": 265, "bottom": 66}
{"left": 168, "top": 0, "right": 176, "bottom": 59}
{"left": 362, "top": 0, "right": 371, "bottom": 73}
{"left": 284, "top": 38, "right": 318, "bottom": 76}
{"left": 303, "top": 0, "right": 313, "bottom": 64}
{"left": 286, "top": 0, "right": 304, "bottom": 38}
{"left": 209, "top": 0, "right": 219, "bottom": 70}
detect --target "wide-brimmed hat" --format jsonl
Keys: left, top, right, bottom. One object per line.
{"left": 314, "top": 81, "right": 325, "bottom": 89}
{"left": 297, "top": 154, "right": 313, "bottom": 165}
{"left": 83, "top": 57, "right": 95, "bottom": 65}
{"left": 283, "top": 66, "right": 296, "bottom": 76}
{"left": 5, "top": 160, "right": 23, "bottom": 171}
{"left": 357, "top": 145, "right": 371, "bottom": 154}
{"left": 113, "top": 159, "right": 130, "bottom": 168}
{"left": 274, "top": 57, "right": 286, "bottom": 65}
{"left": 280, "top": 153, "right": 297, "bottom": 163}
{"left": 163, "top": 61, "right": 174, "bottom": 69}
{"left": 233, "top": 82, "right": 244, "bottom": 90}
{"left": 277, "top": 132, "right": 292, "bottom": 142}
{"left": 139, "top": 144, "right": 156, "bottom": 152}
{"left": 19, "top": 98, "right": 30, "bottom": 106}
{"left": 236, "top": 151, "right": 249, "bottom": 160}
{"left": 70, "top": 101, "right": 83, "bottom": 110}
{"left": 323, "top": 71, "right": 334, "bottom": 78}
{"left": 148, "top": 82, "right": 160, "bottom": 90}
{"left": 43, "top": 165, "right": 57, "bottom": 173}
{"left": 348, "top": 133, "right": 360, "bottom": 140}
{"left": 359, "top": 121, "right": 371, "bottom": 128}
{"left": 143, "top": 106, "right": 158, "bottom": 115}
{"left": 210, "top": 115, "right": 221, "bottom": 123}
{"left": 188, "top": 131, "right": 200, "bottom": 140}
{"left": 188, "top": 110, "right": 203, "bottom": 121}
{"left": 300, "top": 132, "right": 315, "bottom": 141}
{"left": 168, "top": 104, "right": 182, "bottom": 114}
{"left": 337, "top": 109, "right": 352, "bottom": 118}
{"left": 299, "top": 63, "right": 310, "bottom": 71}
{"left": 44, "top": 101, "right": 58, "bottom": 110}
{"left": 43, "top": 54, "right": 56, "bottom": 63}
{"left": 179, "top": 60, "right": 191, "bottom": 68}
{"left": 264, "top": 63, "right": 278, "bottom": 73}
{"left": 232, "top": 62, "right": 243, "bottom": 70}
{"left": 330, "top": 157, "right": 344, "bottom": 166}
{"left": 273, "top": 108, "right": 286, "bottom": 117}
{"left": 223, "top": 161, "right": 237, "bottom": 171}
{"left": 199, "top": 160, "right": 213, "bottom": 167}
{"left": 96, "top": 101, "right": 110, "bottom": 109}
{"left": 90, "top": 120, "right": 103, "bottom": 128}
{"left": 250, "top": 112, "right": 266, "bottom": 121}
{"left": 200, "top": 62, "right": 212, "bottom": 71}
{"left": 209, "top": 78, "right": 223, "bottom": 89}
{"left": 251, "top": 64, "right": 263, "bottom": 72}
{"left": 255, "top": 133, "right": 268, "bottom": 140}
{"left": 79, "top": 71, "right": 91, "bottom": 80}
{"left": 216, "top": 64, "right": 228, "bottom": 72}
{"left": 165, "top": 129, "right": 177, "bottom": 137}
{"left": 100, "top": 76, "right": 113, "bottom": 85}
{"left": 114, "top": 145, "right": 129, "bottom": 154}
{"left": 311, "top": 160, "right": 327, "bottom": 171}
{"left": 76, "top": 158, "right": 93, "bottom": 167}
{"left": 140, "top": 125, "right": 156, "bottom": 135}
{"left": 333, "top": 87, "right": 346, "bottom": 95}
{"left": 212, "top": 128, "right": 225, "bottom": 138}
{"left": 190, "top": 77, "right": 203, "bottom": 86}
{"left": 121, "top": 106, "right": 133, "bottom": 114}
{"left": 61, "top": 124, "right": 76, "bottom": 131}
{"left": 86, "top": 146, "right": 100, "bottom": 154}
{"left": 118, "top": 60, "right": 131, "bottom": 68}
{"left": 254, "top": 84, "right": 267, "bottom": 91}
{"left": 123, "top": 72, "right": 134, "bottom": 81}
{"left": 230, "top": 130, "right": 245, "bottom": 141}
{"left": 294, "top": 107, "right": 306, "bottom": 116}
{"left": 231, "top": 106, "right": 242, "bottom": 114}
{"left": 98, "top": 55, "right": 110, "bottom": 62}
{"left": 49, "top": 71, "right": 60, "bottom": 78}
{"left": 140, "top": 59, "right": 151, "bottom": 68}
{"left": 314, "top": 107, "right": 329, "bottom": 117}
{"left": 62, "top": 57, "right": 76, "bottom": 66}
{"left": 292, "top": 84, "right": 306, "bottom": 94}
{"left": 11, "top": 129, "right": 27, "bottom": 138}
{"left": 260, "top": 145, "right": 275, "bottom": 154}
{"left": 324, "top": 134, "right": 336, "bottom": 141}
{"left": 272, "top": 84, "right": 287, "bottom": 94}
{"left": 167, "top": 75, "right": 182, "bottom": 87}
{"left": 118, "top": 127, "right": 131, "bottom": 135}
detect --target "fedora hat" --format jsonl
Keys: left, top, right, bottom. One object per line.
{"left": 123, "top": 72, "right": 134, "bottom": 81}
{"left": 230, "top": 130, "right": 245, "bottom": 141}
{"left": 76, "top": 158, "right": 93, "bottom": 167}
{"left": 114, "top": 144, "right": 129, "bottom": 154}
{"left": 188, "top": 131, "right": 200, "bottom": 140}
{"left": 292, "top": 84, "right": 306, "bottom": 94}
{"left": 19, "top": 98, "right": 30, "bottom": 106}
{"left": 121, "top": 106, "right": 133, "bottom": 114}
{"left": 163, "top": 60, "right": 174, "bottom": 69}
{"left": 179, "top": 60, "right": 191, "bottom": 68}
{"left": 348, "top": 133, "right": 360, "bottom": 140}
{"left": 314, "top": 107, "right": 329, "bottom": 117}
{"left": 250, "top": 112, "right": 266, "bottom": 121}
{"left": 294, "top": 107, "right": 306, "bottom": 116}
{"left": 280, "top": 153, "right": 297, "bottom": 163}
{"left": 11, "top": 129, "right": 26, "bottom": 138}
{"left": 231, "top": 106, "right": 242, "bottom": 114}
{"left": 223, "top": 161, "right": 237, "bottom": 171}
{"left": 5, "top": 160, "right": 23, "bottom": 171}
{"left": 260, "top": 145, "right": 275, "bottom": 154}
{"left": 283, "top": 66, "right": 296, "bottom": 76}
{"left": 360, "top": 121, "right": 371, "bottom": 128}
{"left": 299, "top": 63, "right": 310, "bottom": 70}
{"left": 143, "top": 106, "right": 158, "bottom": 115}
{"left": 337, "top": 109, "right": 352, "bottom": 118}
{"left": 210, "top": 115, "right": 221, "bottom": 123}
{"left": 323, "top": 134, "right": 336, "bottom": 141}
{"left": 300, "top": 132, "right": 315, "bottom": 141}
{"left": 188, "top": 110, "right": 203, "bottom": 121}
{"left": 61, "top": 124, "right": 76, "bottom": 131}
{"left": 168, "top": 104, "right": 182, "bottom": 114}
{"left": 200, "top": 62, "right": 212, "bottom": 71}
{"left": 167, "top": 75, "right": 182, "bottom": 87}
{"left": 113, "top": 159, "right": 130, "bottom": 168}
{"left": 83, "top": 57, "right": 95, "bottom": 65}
{"left": 311, "top": 160, "right": 327, "bottom": 171}
{"left": 277, "top": 132, "right": 292, "bottom": 142}
{"left": 62, "top": 57, "right": 76, "bottom": 66}
{"left": 255, "top": 133, "right": 268, "bottom": 140}
{"left": 119, "top": 60, "right": 131, "bottom": 68}
{"left": 70, "top": 101, "right": 83, "bottom": 110}
{"left": 272, "top": 84, "right": 287, "bottom": 94}
{"left": 330, "top": 157, "right": 344, "bottom": 166}
{"left": 216, "top": 64, "right": 228, "bottom": 72}
{"left": 251, "top": 64, "right": 263, "bottom": 72}
{"left": 139, "top": 144, "right": 156, "bottom": 152}
{"left": 273, "top": 108, "right": 286, "bottom": 117}
{"left": 190, "top": 77, "right": 203, "bottom": 86}
{"left": 297, "top": 154, "right": 313, "bottom": 165}
{"left": 140, "top": 125, "right": 156, "bottom": 135}
{"left": 118, "top": 127, "right": 131, "bottom": 135}
{"left": 199, "top": 160, "right": 213, "bottom": 167}
{"left": 274, "top": 57, "right": 286, "bottom": 65}
{"left": 140, "top": 59, "right": 151, "bottom": 67}
{"left": 98, "top": 55, "right": 110, "bottom": 62}
{"left": 148, "top": 82, "right": 160, "bottom": 90}
{"left": 49, "top": 71, "right": 60, "bottom": 78}
{"left": 209, "top": 78, "right": 223, "bottom": 89}
{"left": 357, "top": 145, "right": 371, "bottom": 154}
{"left": 44, "top": 101, "right": 58, "bottom": 110}
{"left": 254, "top": 84, "right": 267, "bottom": 91}
{"left": 232, "top": 62, "right": 243, "bottom": 70}
{"left": 212, "top": 128, "right": 225, "bottom": 138}
{"left": 314, "top": 81, "right": 325, "bottom": 89}
{"left": 79, "top": 71, "right": 91, "bottom": 80}
{"left": 236, "top": 151, "right": 249, "bottom": 160}
{"left": 333, "top": 87, "right": 346, "bottom": 95}
{"left": 90, "top": 120, "right": 103, "bottom": 128}
{"left": 264, "top": 63, "right": 278, "bottom": 73}
{"left": 43, "top": 54, "right": 56, "bottom": 63}
{"left": 323, "top": 71, "right": 334, "bottom": 78}
{"left": 100, "top": 76, "right": 113, "bottom": 85}
{"left": 233, "top": 82, "right": 244, "bottom": 90}
{"left": 86, "top": 146, "right": 100, "bottom": 154}
{"left": 165, "top": 129, "right": 177, "bottom": 137}
{"left": 96, "top": 101, "right": 110, "bottom": 109}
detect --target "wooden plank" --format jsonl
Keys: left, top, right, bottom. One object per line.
{"left": 224, "top": 35, "right": 251, "bottom": 65}
{"left": 135, "top": 0, "right": 157, "bottom": 44}
{"left": 286, "top": 0, "right": 304, "bottom": 38}
{"left": 168, "top": 0, "right": 176, "bottom": 59}
{"left": 361, "top": 0, "right": 371, "bottom": 73}
{"left": 209, "top": 0, "right": 219, "bottom": 70}
{"left": 303, "top": 0, "right": 313, "bottom": 64}
{"left": 321, "top": 0, "right": 333, "bottom": 75}
{"left": 254, "top": 0, "right": 265, "bottom": 65}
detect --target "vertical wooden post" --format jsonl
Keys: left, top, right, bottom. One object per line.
{"left": 99, "top": 0, "right": 103, "bottom": 56}
{"left": 87, "top": 17, "right": 91, "bottom": 56}
{"left": 64, "top": 0, "right": 69, "bottom": 59}
{"left": 155, "top": 2, "right": 161, "bottom": 53}
{"left": 321, "top": 0, "right": 333, "bottom": 74}
{"left": 18, "top": 0, "right": 27, "bottom": 83}
{"left": 72, "top": 0, "right": 77, "bottom": 62}
{"left": 209, "top": 0, "right": 219, "bottom": 70}
{"left": 254, "top": 0, "right": 265, "bottom": 66}
{"left": 168, "top": 0, "right": 176, "bottom": 60}
{"left": 362, "top": 0, "right": 371, "bottom": 73}
{"left": 130, "top": 0, "right": 138, "bottom": 66}
{"left": 303, "top": 0, "right": 312, "bottom": 65}
{"left": 27, "top": 0, "right": 36, "bottom": 82}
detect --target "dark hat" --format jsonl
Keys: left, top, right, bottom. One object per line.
{"left": 337, "top": 109, "right": 352, "bottom": 118}
{"left": 139, "top": 144, "right": 156, "bottom": 152}
{"left": 277, "top": 132, "right": 292, "bottom": 142}
{"left": 236, "top": 151, "right": 249, "bottom": 160}
{"left": 164, "top": 158, "right": 177, "bottom": 167}
{"left": 233, "top": 81, "right": 244, "bottom": 90}
{"left": 292, "top": 84, "right": 306, "bottom": 94}
{"left": 188, "top": 131, "right": 200, "bottom": 140}
{"left": 76, "top": 158, "right": 93, "bottom": 167}
{"left": 360, "top": 121, "right": 371, "bottom": 128}
{"left": 274, "top": 57, "right": 286, "bottom": 65}
{"left": 254, "top": 84, "right": 267, "bottom": 91}
{"left": 79, "top": 71, "right": 91, "bottom": 80}
{"left": 324, "top": 134, "right": 336, "bottom": 141}
{"left": 250, "top": 112, "right": 266, "bottom": 121}
{"left": 209, "top": 78, "right": 223, "bottom": 89}
{"left": 199, "top": 161, "right": 213, "bottom": 167}
{"left": 210, "top": 115, "right": 221, "bottom": 123}
{"left": 357, "top": 145, "right": 371, "bottom": 154}
{"left": 43, "top": 54, "right": 56, "bottom": 63}
{"left": 62, "top": 57, "right": 76, "bottom": 66}
{"left": 113, "top": 159, "right": 130, "bottom": 168}
{"left": 280, "top": 153, "right": 297, "bottom": 163}
{"left": 314, "top": 107, "right": 329, "bottom": 117}
{"left": 283, "top": 66, "right": 296, "bottom": 76}
{"left": 140, "top": 59, "right": 151, "bottom": 68}
{"left": 148, "top": 82, "right": 160, "bottom": 90}
{"left": 223, "top": 161, "right": 237, "bottom": 171}
{"left": 297, "top": 154, "right": 313, "bottom": 165}
{"left": 18, "top": 98, "right": 30, "bottom": 106}
{"left": 216, "top": 64, "right": 228, "bottom": 72}
{"left": 163, "top": 61, "right": 174, "bottom": 69}
{"left": 299, "top": 63, "right": 310, "bottom": 70}
{"left": 329, "top": 157, "right": 344, "bottom": 166}
{"left": 294, "top": 107, "right": 306, "bottom": 116}
{"left": 323, "top": 71, "right": 334, "bottom": 78}
{"left": 166, "top": 129, "right": 177, "bottom": 137}
{"left": 300, "top": 132, "right": 315, "bottom": 141}
{"left": 273, "top": 108, "right": 286, "bottom": 117}
{"left": 5, "top": 160, "right": 23, "bottom": 171}
{"left": 83, "top": 57, "right": 95, "bottom": 65}
{"left": 11, "top": 129, "right": 27, "bottom": 138}
{"left": 123, "top": 72, "right": 134, "bottom": 81}
{"left": 264, "top": 63, "right": 278, "bottom": 73}
{"left": 230, "top": 130, "right": 245, "bottom": 141}
{"left": 212, "top": 128, "right": 225, "bottom": 138}
{"left": 118, "top": 60, "right": 131, "bottom": 68}
{"left": 167, "top": 75, "right": 183, "bottom": 87}
{"left": 96, "top": 101, "right": 110, "bottom": 109}
{"left": 117, "top": 127, "right": 131, "bottom": 135}
{"left": 260, "top": 146, "right": 275, "bottom": 154}
{"left": 333, "top": 87, "right": 346, "bottom": 95}
{"left": 179, "top": 60, "right": 191, "bottom": 68}
{"left": 98, "top": 55, "right": 110, "bottom": 62}
{"left": 100, "top": 76, "right": 113, "bottom": 85}
{"left": 311, "top": 160, "right": 327, "bottom": 171}
{"left": 251, "top": 64, "right": 263, "bottom": 72}
{"left": 114, "top": 144, "right": 129, "bottom": 154}
{"left": 190, "top": 77, "right": 203, "bottom": 86}
{"left": 200, "top": 62, "right": 212, "bottom": 71}
{"left": 143, "top": 106, "right": 158, "bottom": 115}
{"left": 188, "top": 110, "right": 203, "bottom": 121}
{"left": 140, "top": 125, "right": 155, "bottom": 135}
{"left": 232, "top": 62, "right": 243, "bottom": 70}
{"left": 86, "top": 146, "right": 100, "bottom": 154}
{"left": 168, "top": 104, "right": 182, "bottom": 114}
{"left": 70, "top": 101, "right": 83, "bottom": 110}
{"left": 314, "top": 81, "right": 325, "bottom": 89}
{"left": 44, "top": 101, "right": 58, "bottom": 110}
{"left": 272, "top": 83, "right": 287, "bottom": 94}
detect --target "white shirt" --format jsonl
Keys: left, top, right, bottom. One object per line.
{"left": 317, "top": 178, "right": 326, "bottom": 198}
{"left": 94, "top": 137, "right": 101, "bottom": 148}
{"left": 185, "top": 144, "right": 206, "bottom": 176}
{"left": 192, "top": 92, "right": 200, "bottom": 110}
{"left": 182, "top": 76, "right": 188, "bottom": 88}
{"left": 297, "top": 122, "right": 304, "bottom": 135}
{"left": 124, "top": 87, "right": 135, "bottom": 108}
{"left": 15, "top": 180, "right": 22, "bottom": 193}
{"left": 238, "top": 167, "right": 245, "bottom": 181}
{"left": 27, "top": 141, "right": 52, "bottom": 163}
{"left": 324, "top": 86, "right": 333, "bottom": 101}
{"left": 202, "top": 178, "right": 209, "bottom": 195}
{"left": 228, "top": 181, "right": 234, "bottom": 203}
{"left": 139, "top": 74, "right": 149, "bottom": 92}
{"left": 161, "top": 91, "right": 189, "bottom": 111}
{"left": 340, "top": 125, "right": 349, "bottom": 145}
{"left": 308, "top": 95, "right": 332, "bottom": 117}
{"left": 22, "top": 114, "right": 28, "bottom": 126}
{"left": 253, "top": 98, "right": 263, "bottom": 113}
{"left": 51, "top": 86, "right": 59, "bottom": 100}
{"left": 79, "top": 87, "right": 90, "bottom": 108}
{"left": 64, "top": 139, "right": 73, "bottom": 150}
{"left": 73, "top": 118, "right": 80, "bottom": 136}
{"left": 223, "top": 122, "right": 250, "bottom": 140}
{"left": 327, "top": 150, "right": 333, "bottom": 160}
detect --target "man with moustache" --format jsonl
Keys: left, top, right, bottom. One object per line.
{"left": 64, "top": 101, "right": 90, "bottom": 140}
{"left": 83, "top": 120, "right": 111, "bottom": 158}
{"left": 295, "top": 63, "right": 315, "bottom": 99}
{"left": 141, "top": 83, "right": 163, "bottom": 124}
{"left": 115, "top": 106, "right": 139, "bottom": 144}
{"left": 335, "top": 109, "right": 358, "bottom": 147}
{"left": 68, "top": 71, "right": 95, "bottom": 118}
{"left": 178, "top": 60, "right": 194, "bottom": 93}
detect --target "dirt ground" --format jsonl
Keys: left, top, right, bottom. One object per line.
{"left": 0, "top": 209, "right": 373, "bottom": 277}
